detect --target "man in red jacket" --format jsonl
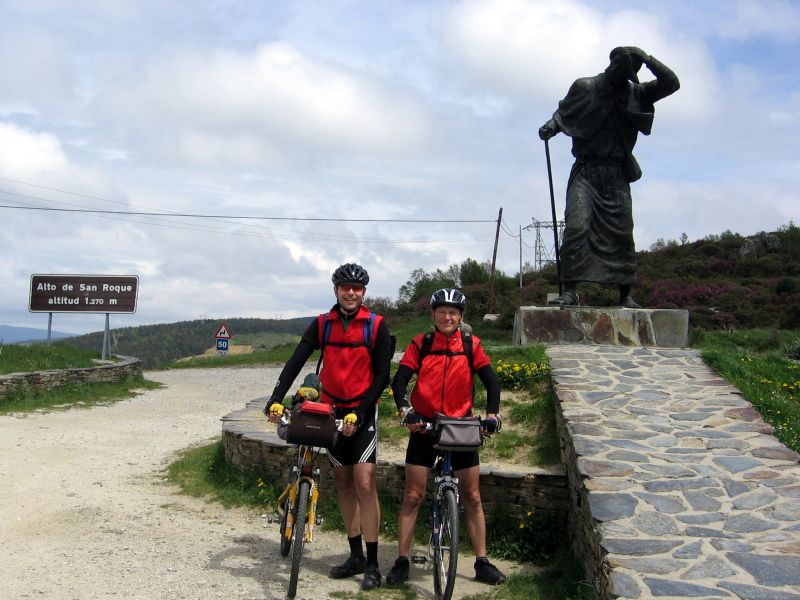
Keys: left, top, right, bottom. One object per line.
{"left": 265, "top": 263, "right": 391, "bottom": 591}
{"left": 387, "top": 288, "right": 506, "bottom": 586}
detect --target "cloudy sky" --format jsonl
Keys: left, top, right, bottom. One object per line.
{"left": 1, "top": 0, "right": 798, "bottom": 335}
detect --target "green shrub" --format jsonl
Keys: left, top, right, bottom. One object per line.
{"left": 486, "top": 510, "right": 565, "bottom": 564}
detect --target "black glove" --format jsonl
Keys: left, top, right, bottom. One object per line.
{"left": 482, "top": 415, "right": 502, "bottom": 434}
{"left": 401, "top": 407, "right": 424, "bottom": 426}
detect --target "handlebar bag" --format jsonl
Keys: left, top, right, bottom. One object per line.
{"left": 286, "top": 401, "right": 338, "bottom": 449}
{"left": 433, "top": 415, "right": 483, "bottom": 452}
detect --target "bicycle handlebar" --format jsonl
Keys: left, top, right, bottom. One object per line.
{"left": 279, "top": 410, "right": 345, "bottom": 432}
{"left": 400, "top": 410, "right": 500, "bottom": 434}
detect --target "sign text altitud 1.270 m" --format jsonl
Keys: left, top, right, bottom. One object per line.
{"left": 29, "top": 274, "right": 139, "bottom": 314}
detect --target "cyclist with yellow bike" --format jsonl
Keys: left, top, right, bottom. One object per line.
{"left": 265, "top": 263, "right": 391, "bottom": 591}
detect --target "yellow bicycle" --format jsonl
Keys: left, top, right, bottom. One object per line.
{"left": 270, "top": 381, "right": 341, "bottom": 599}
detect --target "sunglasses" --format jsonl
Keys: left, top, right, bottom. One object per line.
{"left": 338, "top": 284, "right": 365, "bottom": 293}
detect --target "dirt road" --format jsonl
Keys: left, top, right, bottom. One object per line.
{"left": 0, "top": 367, "right": 518, "bottom": 599}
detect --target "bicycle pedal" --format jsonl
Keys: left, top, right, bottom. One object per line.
{"left": 410, "top": 555, "right": 427, "bottom": 564}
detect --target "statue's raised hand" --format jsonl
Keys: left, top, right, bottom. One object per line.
{"left": 625, "top": 46, "right": 650, "bottom": 69}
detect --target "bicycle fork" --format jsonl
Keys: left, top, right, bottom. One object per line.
{"left": 280, "top": 473, "right": 322, "bottom": 544}
{"left": 430, "top": 476, "right": 459, "bottom": 551}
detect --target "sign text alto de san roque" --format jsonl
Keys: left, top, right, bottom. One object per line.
{"left": 29, "top": 275, "right": 139, "bottom": 313}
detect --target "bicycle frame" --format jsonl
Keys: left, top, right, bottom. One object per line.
{"left": 278, "top": 444, "right": 321, "bottom": 546}
{"left": 273, "top": 406, "right": 343, "bottom": 599}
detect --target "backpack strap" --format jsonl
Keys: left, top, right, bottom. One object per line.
{"left": 462, "top": 330, "right": 474, "bottom": 371}
{"left": 316, "top": 312, "right": 380, "bottom": 374}
{"left": 417, "top": 331, "right": 434, "bottom": 366}
{"left": 416, "top": 329, "right": 473, "bottom": 372}
{"left": 364, "top": 312, "right": 377, "bottom": 350}
{"left": 315, "top": 314, "right": 331, "bottom": 374}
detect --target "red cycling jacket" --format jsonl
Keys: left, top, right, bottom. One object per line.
{"left": 399, "top": 329, "right": 491, "bottom": 419}
{"left": 318, "top": 305, "right": 382, "bottom": 409}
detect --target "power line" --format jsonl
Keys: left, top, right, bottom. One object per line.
{"left": 0, "top": 203, "right": 494, "bottom": 223}
{"left": 0, "top": 176, "right": 496, "bottom": 248}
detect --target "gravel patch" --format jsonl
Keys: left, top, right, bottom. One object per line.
{"left": 1, "top": 366, "right": 520, "bottom": 599}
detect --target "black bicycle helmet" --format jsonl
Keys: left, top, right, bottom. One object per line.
{"left": 331, "top": 263, "right": 370, "bottom": 286}
{"left": 430, "top": 288, "right": 467, "bottom": 311}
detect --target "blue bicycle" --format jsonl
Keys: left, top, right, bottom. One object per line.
{"left": 407, "top": 414, "right": 500, "bottom": 600}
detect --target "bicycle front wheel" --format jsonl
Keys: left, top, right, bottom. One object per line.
{"left": 432, "top": 488, "right": 459, "bottom": 600}
{"left": 287, "top": 480, "right": 310, "bottom": 599}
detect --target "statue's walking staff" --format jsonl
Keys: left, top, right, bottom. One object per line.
{"left": 544, "top": 138, "right": 562, "bottom": 296}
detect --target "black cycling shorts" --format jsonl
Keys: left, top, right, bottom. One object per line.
{"left": 404, "top": 430, "right": 479, "bottom": 471}
{"left": 328, "top": 406, "right": 378, "bottom": 467}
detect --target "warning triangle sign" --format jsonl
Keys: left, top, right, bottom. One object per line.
{"left": 214, "top": 323, "right": 231, "bottom": 339}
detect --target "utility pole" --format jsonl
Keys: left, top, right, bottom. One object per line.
{"left": 518, "top": 224, "right": 523, "bottom": 288}
{"left": 487, "top": 207, "right": 502, "bottom": 314}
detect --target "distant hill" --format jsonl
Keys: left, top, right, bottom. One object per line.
{"left": 385, "top": 222, "right": 800, "bottom": 339}
{"left": 0, "top": 325, "right": 75, "bottom": 344}
{"left": 57, "top": 317, "right": 313, "bottom": 369}
{"left": 513, "top": 223, "right": 800, "bottom": 335}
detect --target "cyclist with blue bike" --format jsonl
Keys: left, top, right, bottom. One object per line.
{"left": 388, "top": 288, "right": 506, "bottom": 587}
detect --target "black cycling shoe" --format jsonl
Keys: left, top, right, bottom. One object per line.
{"left": 329, "top": 555, "right": 365, "bottom": 579}
{"left": 386, "top": 557, "right": 410, "bottom": 585}
{"left": 474, "top": 558, "right": 506, "bottom": 585}
{"left": 361, "top": 562, "right": 382, "bottom": 591}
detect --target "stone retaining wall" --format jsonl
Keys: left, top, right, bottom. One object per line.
{"left": 222, "top": 398, "right": 569, "bottom": 523}
{"left": 548, "top": 345, "right": 800, "bottom": 600}
{"left": 0, "top": 355, "right": 143, "bottom": 399}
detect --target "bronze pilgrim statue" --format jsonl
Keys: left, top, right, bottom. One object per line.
{"left": 539, "top": 46, "right": 679, "bottom": 308}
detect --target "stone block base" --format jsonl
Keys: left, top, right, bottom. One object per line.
{"left": 513, "top": 306, "right": 688, "bottom": 348}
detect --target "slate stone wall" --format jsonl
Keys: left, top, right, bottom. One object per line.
{"left": 0, "top": 355, "right": 142, "bottom": 399}
{"left": 222, "top": 398, "right": 569, "bottom": 524}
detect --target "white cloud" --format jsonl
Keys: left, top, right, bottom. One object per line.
{"left": 104, "top": 42, "right": 432, "bottom": 168}
{"left": 0, "top": 122, "right": 67, "bottom": 176}
{"left": 718, "top": 0, "right": 800, "bottom": 41}
{"left": 442, "top": 0, "right": 719, "bottom": 120}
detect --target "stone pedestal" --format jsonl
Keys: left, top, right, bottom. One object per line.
{"left": 513, "top": 306, "right": 689, "bottom": 348}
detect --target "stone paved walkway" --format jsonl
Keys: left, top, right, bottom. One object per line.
{"left": 547, "top": 345, "right": 800, "bottom": 600}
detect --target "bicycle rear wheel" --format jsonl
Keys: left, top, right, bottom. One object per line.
{"left": 287, "top": 480, "right": 310, "bottom": 599}
{"left": 279, "top": 494, "right": 292, "bottom": 557}
{"left": 432, "top": 488, "right": 459, "bottom": 600}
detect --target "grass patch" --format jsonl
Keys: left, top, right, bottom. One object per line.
{"left": 0, "top": 343, "right": 100, "bottom": 374}
{"left": 696, "top": 328, "right": 800, "bottom": 452}
{"left": 165, "top": 438, "right": 279, "bottom": 508}
{"left": 462, "top": 549, "right": 596, "bottom": 599}
{"left": 0, "top": 374, "right": 161, "bottom": 414}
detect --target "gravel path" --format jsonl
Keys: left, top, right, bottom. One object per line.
{"left": 1, "top": 367, "right": 519, "bottom": 600}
